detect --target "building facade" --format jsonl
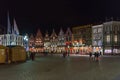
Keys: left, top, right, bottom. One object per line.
{"left": 57, "top": 28, "right": 66, "bottom": 53}
{"left": 29, "top": 34, "right": 35, "bottom": 52}
{"left": 92, "top": 21, "right": 120, "bottom": 55}
{"left": 0, "top": 34, "right": 23, "bottom": 46}
{"left": 0, "top": 18, "right": 23, "bottom": 47}
{"left": 44, "top": 31, "right": 51, "bottom": 53}
{"left": 50, "top": 29, "right": 58, "bottom": 53}
{"left": 103, "top": 21, "right": 120, "bottom": 55}
{"left": 72, "top": 25, "right": 92, "bottom": 54}
{"left": 92, "top": 25, "right": 103, "bottom": 53}
{"left": 65, "top": 27, "right": 72, "bottom": 55}
{"left": 34, "top": 29, "right": 44, "bottom": 53}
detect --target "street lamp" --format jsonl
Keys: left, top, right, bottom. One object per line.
{"left": 24, "top": 34, "right": 29, "bottom": 51}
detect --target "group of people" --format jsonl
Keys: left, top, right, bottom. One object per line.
{"left": 89, "top": 51, "right": 101, "bottom": 61}
{"left": 28, "top": 51, "right": 102, "bottom": 61}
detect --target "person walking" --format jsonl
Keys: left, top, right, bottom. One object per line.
{"left": 96, "top": 52, "right": 100, "bottom": 61}
{"left": 93, "top": 52, "right": 96, "bottom": 61}
{"left": 30, "top": 52, "right": 35, "bottom": 61}
{"left": 89, "top": 52, "right": 92, "bottom": 60}
{"left": 63, "top": 51, "right": 67, "bottom": 58}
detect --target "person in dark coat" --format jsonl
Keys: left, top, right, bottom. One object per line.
{"left": 96, "top": 52, "right": 100, "bottom": 61}
{"left": 93, "top": 52, "right": 97, "bottom": 61}
{"left": 63, "top": 51, "right": 66, "bottom": 58}
{"left": 89, "top": 52, "right": 92, "bottom": 59}
{"left": 99, "top": 51, "right": 102, "bottom": 56}
{"left": 30, "top": 52, "right": 35, "bottom": 61}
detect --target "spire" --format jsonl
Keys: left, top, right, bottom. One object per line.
{"left": 29, "top": 34, "right": 34, "bottom": 41}
{"left": 66, "top": 27, "right": 72, "bottom": 36}
{"left": 7, "top": 12, "right": 11, "bottom": 34}
{"left": 51, "top": 29, "right": 57, "bottom": 38}
{"left": 59, "top": 28, "right": 64, "bottom": 36}
{"left": 44, "top": 31, "right": 50, "bottom": 41}
{"left": 45, "top": 30, "right": 49, "bottom": 37}
{"left": 36, "top": 29, "right": 42, "bottom": 36}
{"left": 13, "top": 18, "right": 19, "bottom": 35}
{"left": 36, "top": 29, "right": 43, "bottom": 40}
{"left": 29, "top": 34, "right": 35, "bottom": 47}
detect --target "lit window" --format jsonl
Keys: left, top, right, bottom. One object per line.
{"left": 93, "top": 41, "right": 97, "bottom": 46}
{"left": 107, "top": 35, "right": 110, "bottom": 42}
{"left": 93, "top": 29, "right": 97, "bottom": 33}
{"left": 98, "top": 28, "right": 102, "bottom": 33}
{"left": 114, "top": 35, "right": 117, "bottom": 42}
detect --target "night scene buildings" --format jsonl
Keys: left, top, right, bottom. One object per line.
{"left": 92, "top": 21, "right": 120, "bottom": 55}
{"left": 72, "top": 25, "right": 92, "bottom": 55}
{"left": 44, "top": 31, "right": 51, "bottom": 53}
{"left": 102, "top": 21, "right": 120, "bottom": 55}
{"left": 57, "top": 28, "right": 65, "bottom": 53}
{"left": 0, "top": 13, "right": 24, "bottom": 47}
{"left": 28, "top": 21, "right": 120, "bottom": 55}
{"left": 0, "top": 13, "right": 120, "bottom": 55}
{"left": 29, "top": 28, "right": 72, "bottom": 54}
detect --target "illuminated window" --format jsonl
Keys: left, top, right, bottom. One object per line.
{"left": 114, "top": 35, "right": 117, "bottom": 42}
{"left": 93, "top": 41, "right": 97, "bottom": 46}
{"left": 93, "top": 29, "right": 97, "bottom": 33}
{"left": 106, "top": 35, "right": 110, "bottom": 42}
{"left": 98, "top": 28, "right": 102, "bottom": 33}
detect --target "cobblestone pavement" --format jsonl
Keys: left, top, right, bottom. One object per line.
{"left": 0, "top": 55, "right": 120, "bottom": 80}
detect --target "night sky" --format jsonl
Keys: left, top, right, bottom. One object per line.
{"left": 0, "top": 0, "right": 120, "bottom": 35}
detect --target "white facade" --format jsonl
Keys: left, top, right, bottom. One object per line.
{"left": 92, "top": 24, "right": 103, "bottom": 53}
{"left": 92, "top": 21, "right": 120, "bottom": 55}
{"left": 103, "top": 21, "right": 120, "bottom": 54}
{"left": 0, "top": 34, "right": 24, "bottom": 46}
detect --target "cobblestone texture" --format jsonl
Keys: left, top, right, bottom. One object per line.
{"left": 0, "top": 55, "right": 120, "bottom": 80}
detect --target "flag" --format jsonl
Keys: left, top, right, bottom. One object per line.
{"left": 12, "top": 26, "right": 14, "bottom": 34}
{"left": 13, "top": 18, "right": 19, "bottom": 35}
{"left": 7, "top": 12, "right": 11, "bottom": 34}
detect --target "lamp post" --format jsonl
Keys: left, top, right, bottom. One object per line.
{"left": 24, "top": 34, "right": 29, "bottom": 51}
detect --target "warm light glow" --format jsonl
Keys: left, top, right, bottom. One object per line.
{"left": 114, "top": 35, "right": 117, "bottom": 42}
{"left": 107, "top": 35, "right": 110, "bottom": 42}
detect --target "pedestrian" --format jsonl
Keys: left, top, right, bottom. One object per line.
{"left": 63, "top": 51, "right": 66, "bottom": 58}
{"left": 30, "top": 52, "right": 32, "bottom": 60}
{"left": 96, "top": 52, "right": 100, "bottom": 61}
{"left": 30, "top": 52, "right": 35, "bottom": 61}
{"left": 89, "top": 52, "right": 92, "bottom": 60}
{"left": 93, "top": 52, "right": 96, "bottom": 61}
{"left": 99, "top": 51, "right": 102, "bottom": 56}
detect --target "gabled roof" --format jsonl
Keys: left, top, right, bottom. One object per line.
{"left": 65, "top": 27, "right": 72, "bottom": 36}
{"left": 35, "top": 29, "right": 43, "bottom": 40}
{"left": 50, "top": 29, "right": 57, "bottom": 38}
{"left": 58, "top": 28, "right": 64, "bottom": 36}
{"left": 29, "top": 34, "right": 34, "bottom": 40}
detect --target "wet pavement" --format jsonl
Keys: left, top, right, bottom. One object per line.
{"left": 0, "top": 55, "right": 120, "bottom": 80}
